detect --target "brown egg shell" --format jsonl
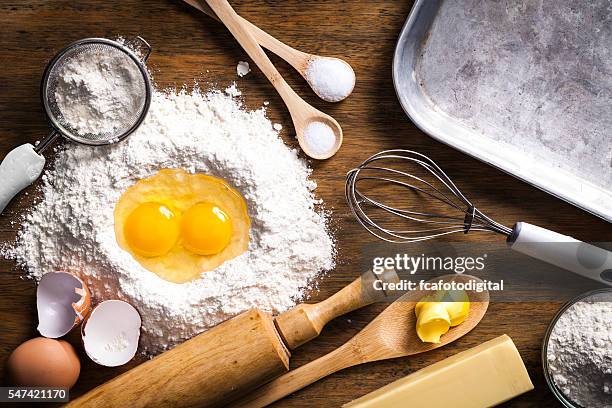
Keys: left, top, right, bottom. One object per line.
{"left": 37, "top": 271, "right": 92, "bottom": 338}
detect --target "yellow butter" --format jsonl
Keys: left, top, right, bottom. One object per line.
{"left": 415, "top": 289, "right": 470, "bottom": 342}
{"left": 442, "top": 289, "right": 470, "bottom": 326}
{"left": 414, "top": 293, "right": 438, "bottom": 316}
{"left": 415, "top": 302, "right": 450, "bottom": 343}
{"left": 343, "top": 335, "right": 533, "bottom": 408}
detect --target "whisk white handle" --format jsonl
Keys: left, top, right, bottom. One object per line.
{"left": 508, "top": 222, "right": 612, "bottom": 286}
{"left": 0, "top": 144, "right": 45, "bottom": 214}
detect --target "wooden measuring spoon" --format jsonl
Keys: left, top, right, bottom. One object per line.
{"left": 182, "top": 0, "right": 355, "bottom": 102}
{"left": 234, "top": 274, "right": 490, "bottom": 408}
{"left": 203, "top": 0, "right": 343, "bottom": 160}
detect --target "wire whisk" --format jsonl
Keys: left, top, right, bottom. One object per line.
{"left": 345, "top": 150, "right": 513, "bottom": 243}
{"left": 345, "top": 149, "right": 612, "bottom": 286}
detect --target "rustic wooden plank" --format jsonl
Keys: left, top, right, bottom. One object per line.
{"left": 1, "top": 1, "right": 608, "bottom": 406}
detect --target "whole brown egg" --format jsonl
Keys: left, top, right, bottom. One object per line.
{"left": 6, "top": 337, "right": 80, "bottom": 388}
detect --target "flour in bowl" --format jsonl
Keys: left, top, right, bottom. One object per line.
{"left": 546, "top": 294, "right": 612, "bottom": 408}
{"left": 3, "top": 86, "right": 335, "bottom": 354}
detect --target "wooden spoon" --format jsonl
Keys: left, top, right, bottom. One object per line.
{"left": 182, "top": 0, "right": 355, "bottom": 102}
{"left": 233, "top": 274, "right": 490, "bottom": 408}
{"left": 202, "top": 0, "right": 343, "bottom": 160}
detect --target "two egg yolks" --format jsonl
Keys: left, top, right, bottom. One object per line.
{"left": 123, "top": 201, "right": 232, "bottom": 258}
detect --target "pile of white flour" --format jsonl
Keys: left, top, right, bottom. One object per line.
{"left": 546, "top": 295, "right": 612, "bottom": 407}
{"left": 3, "top": 87, "right": 335, "bottom": 354}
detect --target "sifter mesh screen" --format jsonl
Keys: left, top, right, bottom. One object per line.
{"left": 43, "top": 41, "right": 149, "bottom": 145}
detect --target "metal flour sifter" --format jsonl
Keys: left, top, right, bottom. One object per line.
{"left": 0, "top": 37, "right": 152, "bottom": 214}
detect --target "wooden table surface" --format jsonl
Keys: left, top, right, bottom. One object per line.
{"left": 0, "top": 1, "right": 609, "bottom": 407}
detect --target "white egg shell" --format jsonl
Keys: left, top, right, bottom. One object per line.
{"left": 82, "top": 300, "right": 141, "bottom": 367}
{"left": 37, "top": 271, "right": 91, "bottom": 338}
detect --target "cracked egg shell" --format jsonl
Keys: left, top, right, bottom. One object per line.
{"left": 37, "top": 271, "right": 91, "bottom": 338}
{"left": 82, "top": 300, "right": 141, "bottom": 367}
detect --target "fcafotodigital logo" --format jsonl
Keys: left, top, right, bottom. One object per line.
{"left": 372, "top": 253, "right": 487, "bottom": 275}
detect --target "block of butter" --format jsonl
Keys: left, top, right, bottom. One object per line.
{"left": 343, "top": 335, "right": 533, "bottom": 408}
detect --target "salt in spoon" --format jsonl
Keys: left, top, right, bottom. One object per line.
{"left": 203, "top": 0, "right": 343, "bottom": 160}
{"left": 183, "top": 0, "right": 356, "bottom": 103}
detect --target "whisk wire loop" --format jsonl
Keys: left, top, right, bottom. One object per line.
{"left": 346, "top": 150, "right": 513, "bottom": 243}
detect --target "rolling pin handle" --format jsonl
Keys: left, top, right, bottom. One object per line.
{"left": 274, "top": 268, "right": 399, "bottom": 350}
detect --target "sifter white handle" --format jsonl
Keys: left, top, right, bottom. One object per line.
{"left": 508, "top": 222, "right": 612, "bottom": 286}
{"left": 0, "top": 144, "right": 46, "bottom": 214}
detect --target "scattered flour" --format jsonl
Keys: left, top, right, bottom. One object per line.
{"left": 3, "top": 86, "right": 335, "bottom": 354}
{"left": 236, "top": 61, "right": 251, "bottom": 77}
{"left": 546, "top": 293, "right": 612, "bottom": 408}
{"left": 305, "top": 57, "right": 355, "bottom": 102}
{"left": 104, "top": 332, "right": 130, "bottom": 353}
{"left": 54, "top": 47, "right": 145, "bottom": 136}
{"left": 224, "top": 82, "right": 242, "bottom": 97}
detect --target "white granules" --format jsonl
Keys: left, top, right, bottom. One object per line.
{"left": 305, "top": 57, "right": 355, "bottom": 102}
{"left": 303, "top": 121, "right": 337, "bottom": 156}
{"left": 54, "top": 47, "right": 144, "bottom": 136}
{"left": 104, "top": 332, "right": 129, "bottom": 353}
{"left": 546, "top": 295, "right": 612, "bottom": 408}
{"left": 224, "top": 82, "right": 242, "bottom": 97}
{"left": 236, "top": 61, "right": 251, "bottom": 77}
{"left": 3, "top": 86, "right": 335, "bottom": 354}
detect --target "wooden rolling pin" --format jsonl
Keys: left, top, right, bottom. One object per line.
{"left": 66, "top": 268, "right": 398, "bottom": 408}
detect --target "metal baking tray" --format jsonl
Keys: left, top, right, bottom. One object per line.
{"left": 393, "top": 0, "right": 612, "bottom": 222}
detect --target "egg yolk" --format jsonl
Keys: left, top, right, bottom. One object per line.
{"left": 180, "top": 202, "right": 232, "bottom": 256}
{"left": 124, "top": 202, "right": 179, "bottom": 257}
